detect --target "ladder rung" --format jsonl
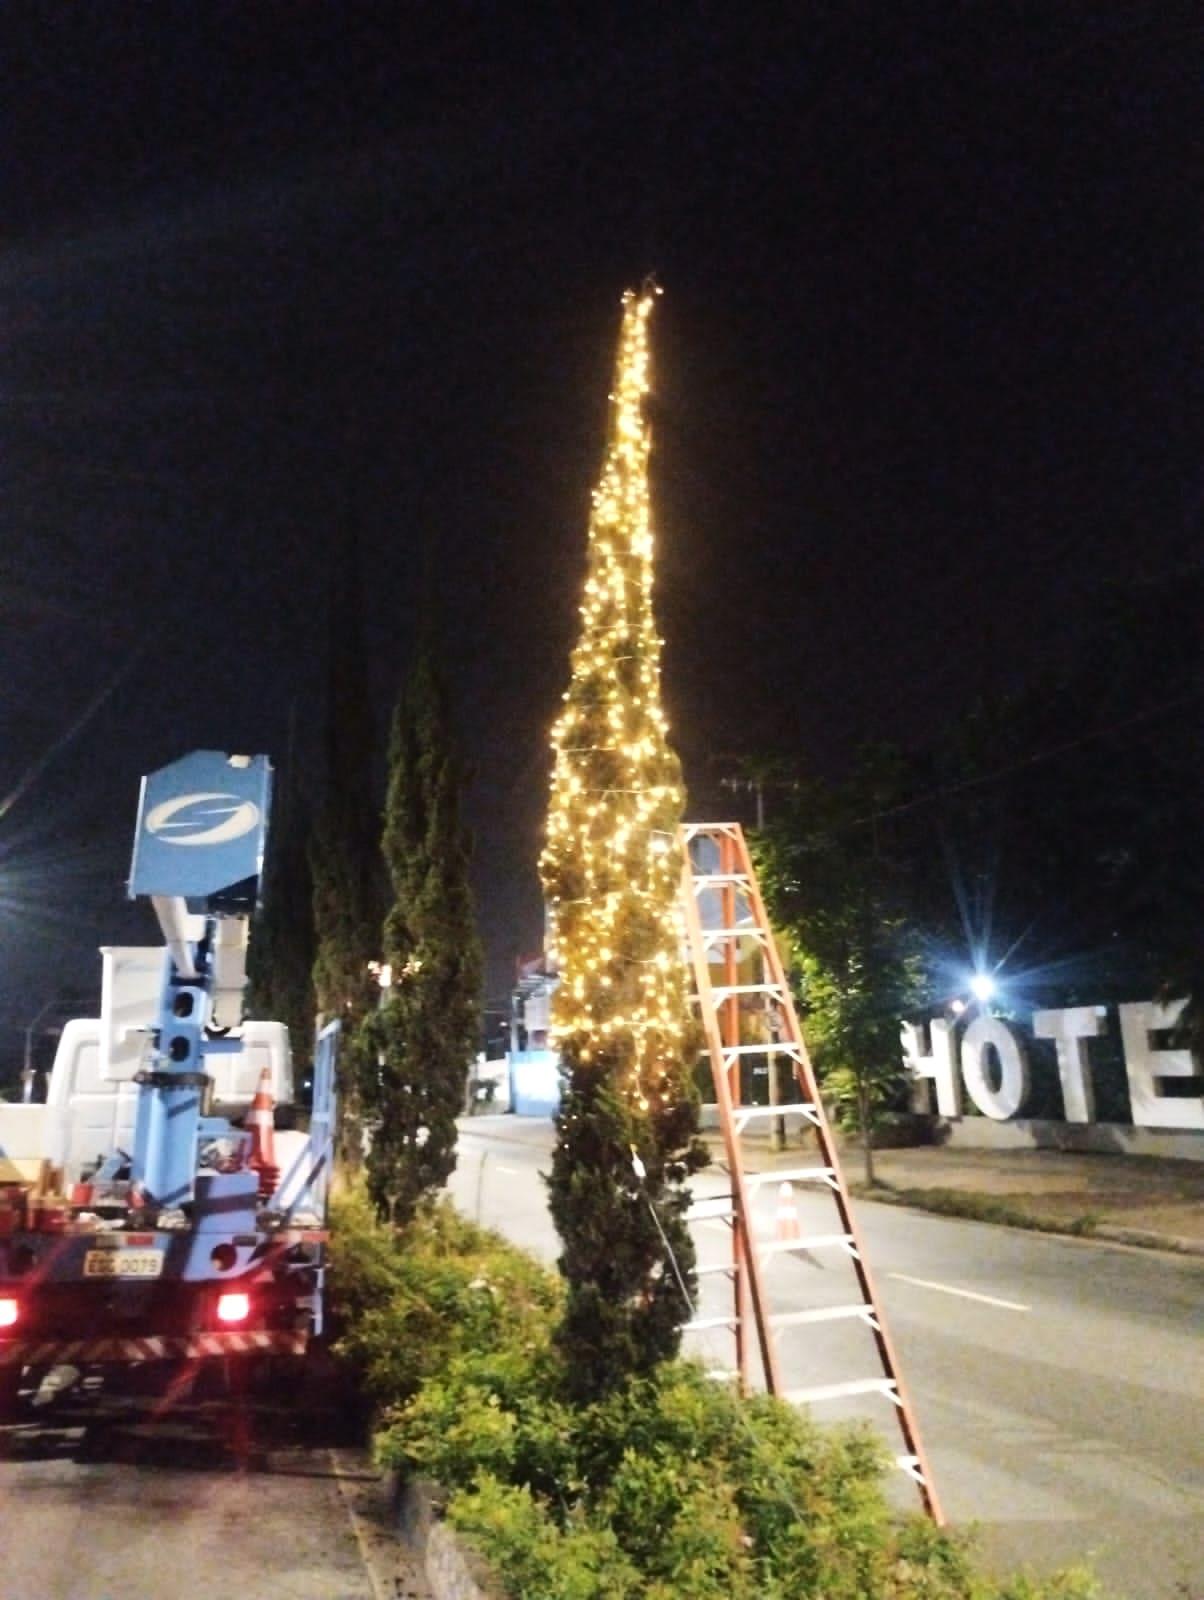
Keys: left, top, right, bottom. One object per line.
{"left": 746, "top": 1165, "right": 834, "bottom": 1190}
{"left": 680, "top": 824, "right": 935, "bottom": 1524}
{"left": 708, "top": 983, "right": 786, "bottom": 1002}
{"left": 785, "top": 1378, "right": 900, "bottom": 1406}
{"left": 722, "top": 1043, "right": 803, "bottom": 1057}
{"left": 701, "top": 1104, "right": 816, "bottom": 1126}
{"left": 757, "top": 1233, "right": 855, "bottom": 1257}
{"left": 895, "top": 1454, "right": 928, "bottom": 1486}
{"left": 770, "top": 1304, "right": 877, "bottom": 1329}
{"left": 733, "top": 1100, "right": 814, "bottom": 1122}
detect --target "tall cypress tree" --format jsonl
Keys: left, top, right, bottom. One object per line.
{"left": 310, "top": 520, "right": 382, "bottom": 1155}
{"left": 541, "top": 287, "right": 705, "bottom": 1399}
{"left": 357, "top": 641, "right": 482, "bottom": 1224}
{"left": 245, "top": 737, "right": 317, "bottom": 1084}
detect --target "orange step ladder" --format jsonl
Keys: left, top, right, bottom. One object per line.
{"left": 678, "top": 821, "right": 943, "bottom": 1523}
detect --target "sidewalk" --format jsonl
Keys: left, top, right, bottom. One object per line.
{"left": 712, "top": 1129, "right": 1204, "bottom": 1256}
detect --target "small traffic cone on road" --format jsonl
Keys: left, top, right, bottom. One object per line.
{"left": 246, "top": 1066, "right": 279, "bottom": 1201}
{"left": 775, "top": 1181, "right": 801, "bottom": 1242}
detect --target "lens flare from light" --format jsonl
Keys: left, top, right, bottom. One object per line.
{"left": 0, "top": 1297, "right": 19, "bottom": 1329}
{"left": 969, "top": 972, "right": 996, "bottom": 1003}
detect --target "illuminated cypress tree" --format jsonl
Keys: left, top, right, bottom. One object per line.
{"left": 541, "top": 285, "right": 704, "bottom": 1397}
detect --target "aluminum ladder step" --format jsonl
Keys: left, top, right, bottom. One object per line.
{"left": 896, "top": 1454, "right": 928, "bottom": 1486}
{"left": 679, "top": 820, "right": 942, "bottom": 1525}
{"left": 769, "top": 1304, "right": 878, "bottom": 1329}
{"left": 699, "top": 927, "right": 768, "bottom": 946}
{"left": 756, "top": 1232, "right": 856, "bottom": 1258}
{"left": 708, "top": 982, "right": 786, "bottom": 1002}
{"left": 746, "top": 1165, "right": 835, "bottom": 1190}
{"left": 733, "top": 1102, "right": 816, "bottom": 1133}
{"left": 785, "top": 1377, "right": 901, "bottom": 1406}
{"left": 721, "top": 1043, "right": 803, "bottom": 1057}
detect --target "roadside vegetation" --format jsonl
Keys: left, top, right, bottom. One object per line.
{"left": 848, "top": 1180, "right": 1100, "bottom": 1239}
{"left": 329, "top": 1189, "right": 1100, "bottom": 1600}
{"left": 750, "top": 570, "right": 1204, "bottom": 1144}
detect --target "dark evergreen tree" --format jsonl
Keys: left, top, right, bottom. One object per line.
{"left": 310, "top": 521, "right": 383, "bottom": 1157}
{"left": 245, "top": 745, "right": 317, "bottom": 1085}
{"left": 541, "top": 288, "right": 704, "bottom": 1400}
{"left": 357, "top": 642, "right": 482, "bottom": 1223}
{"left": 754, "top": 751, "right": 926, "bottom": 1185}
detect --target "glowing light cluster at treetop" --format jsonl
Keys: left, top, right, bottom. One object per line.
{"left": 540, "top": 283, "right": 691, "bottom": 1113}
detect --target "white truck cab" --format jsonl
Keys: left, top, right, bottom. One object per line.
{"left": 0, "top": 947, "right": 293, "bottom": 1186}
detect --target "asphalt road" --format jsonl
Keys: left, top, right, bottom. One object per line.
{"left": 452, "top": 1117, "right": 1204, "bottom": 1600}
{"left": 0, "top": 1372, "right": 428, "bottom": 1600}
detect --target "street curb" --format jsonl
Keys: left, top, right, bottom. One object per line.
{"left": 1090, "top": 1222, "right": 1204, "bottom": 1258}
{"left": 848, "top": 1183, "right": 1204, "bottom": 1259}
{"left": 391, "top": 1472, "right": 504, "bottom": 1600}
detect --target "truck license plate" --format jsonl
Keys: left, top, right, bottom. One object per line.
{"left": 83, "top": 1250, "right": 164, "bottom": 1279}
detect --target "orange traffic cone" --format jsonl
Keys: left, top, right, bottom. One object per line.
{"left": 775, "top": 1181, "right": 801, "bottom": 1242}
{"left": 246, "top": 1066, "right": 279, "bottom": 1201}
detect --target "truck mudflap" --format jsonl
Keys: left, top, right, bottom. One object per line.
{"left": 0, "top": 1329, "right": 308, "bottom": 1367}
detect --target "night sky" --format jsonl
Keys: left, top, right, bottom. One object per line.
{"left": 2, "top": 8, "right": 1200, "bottom": 1057}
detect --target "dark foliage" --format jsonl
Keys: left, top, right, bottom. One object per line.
{"left": 356, "top": 643, "right": 482, "bottom": 1223}
{"left": 245, "top": 754, "right": 317, "bottom": 1082}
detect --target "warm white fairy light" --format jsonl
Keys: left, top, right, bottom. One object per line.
{"left": 540, "top": 285, "right": 691, "bottom": 1111}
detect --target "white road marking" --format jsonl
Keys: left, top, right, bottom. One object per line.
{"left": 887, "top": 1272, "right": 1030, "bottom": 1312}
{"left": 495, "top": 1165, "right": 519, "bottom": 1175}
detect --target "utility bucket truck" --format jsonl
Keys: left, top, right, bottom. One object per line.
{"left": 0, "top": 751, "right": 337, "bottom": 1416}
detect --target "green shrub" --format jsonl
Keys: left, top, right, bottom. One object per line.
{"left": 331, "top": 1182, "right": 1101, "bottom": 1600}
{"left": 593, "top": 1446, "right": 757, "bottom": 1597}
{"left": 447, "top": 1473, "right": 645, "bottom": 1600}
{"left": 328, "top": 1189, "right": 561, "bottom": 1405}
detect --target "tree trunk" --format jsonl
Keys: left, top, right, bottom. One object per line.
{"left": 857, "top": 1078, "right": 875, "bottom": 1187}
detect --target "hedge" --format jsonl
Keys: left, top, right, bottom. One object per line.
{"left": 328, "top": 1190, "right": 1100, "bottom": 1600}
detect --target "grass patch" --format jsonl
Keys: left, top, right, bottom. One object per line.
{"left": 852, "top": 1181, "right": 1103, "bottom": 1240}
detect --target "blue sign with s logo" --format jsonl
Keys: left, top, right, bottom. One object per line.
{"left": 128, "top": 751, "right": 272, "bottom": 900}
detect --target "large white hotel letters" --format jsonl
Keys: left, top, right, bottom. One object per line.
{"left": 901, "top": 999, "right": 1203, "bottom": 1131}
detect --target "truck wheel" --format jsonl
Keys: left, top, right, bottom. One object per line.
{"left": 0, "top": 1366, "right": 22, "bottom": 1424}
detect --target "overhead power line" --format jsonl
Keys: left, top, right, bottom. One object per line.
{"left": 720, "top": 686, "right": 1204, "bottom": 834}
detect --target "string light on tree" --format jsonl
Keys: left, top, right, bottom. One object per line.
{"left": 541, "top": 282, "right": 704, "bottom": 1397}
{"left": 540, "top": 283, "right": 691, "bottom": 1112}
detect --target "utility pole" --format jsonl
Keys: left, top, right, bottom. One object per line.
{"left": 21, "top": 997, "right": 60, "bottom": 1103}
{"left": 718, "top": 774, "right": 765, "bottom": 829}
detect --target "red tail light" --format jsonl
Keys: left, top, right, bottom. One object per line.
{"left": 216, "top": 1292, "right": 251, "bottom": 1325}
{"left": 0, "top": 1297, "right": 18, "bottom": 1330}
